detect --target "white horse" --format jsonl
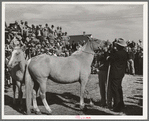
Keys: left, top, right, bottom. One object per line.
{"left": 8, "top": 46, "right": 26, "bottom": 105}
{"left": 25, "top": 36, "right": 107, "bottom": 115}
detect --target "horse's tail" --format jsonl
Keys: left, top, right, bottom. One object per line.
{"left": 25, "top": 59, "right": 32, "bottom": 115}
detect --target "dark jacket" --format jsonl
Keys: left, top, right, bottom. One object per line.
{"left": 109, "top": 49, "right": 127, "bottom": 79}
{"left": 97, "top": 52, "right": 109, "bottom": 71}
{"left": 128, "top": 51, "right": 135, "bottom": 60}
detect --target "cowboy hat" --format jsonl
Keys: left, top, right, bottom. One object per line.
{"left": 116, "top": 38, "right": 127, "bottom": 47}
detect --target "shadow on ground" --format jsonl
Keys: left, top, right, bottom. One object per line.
{"left": 5, "top": 91, "right": 143, "bottom": 115}
{"left": 4, "top": 95, "right": 26, "bottom": 114}
{"left": 123, "top": 104, "right": 142, "bottom": 115}
{"left": 134, "top": 77, "right": 143, "bottom": 84}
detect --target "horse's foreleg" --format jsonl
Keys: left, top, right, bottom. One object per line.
{"left": 39, "top": 79, "right": 52, "bottom": 114}
{"left": 32, "top": 89, "right": 41, "bottom": 114}
{"left": 16, "top": 81, "right": 23, "bottom": 105}
{"left": 80, "top": 78, "right": 88, "bottom": 109}
{"left": 12, "top": 80, "right": 16, "bottom": 104}
{"left": 84, "top": 89, "right": 94, "bottom": 106}
{"left": 32, "top": 83, "right": 41, "bottom": 114}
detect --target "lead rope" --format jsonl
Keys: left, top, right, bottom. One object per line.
{"left": 106, "top": 63, "right": 111, "bottom": 107}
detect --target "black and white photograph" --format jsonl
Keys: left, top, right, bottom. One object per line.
{"left": 2, "top": 2, "right": 148, "bottom": 120}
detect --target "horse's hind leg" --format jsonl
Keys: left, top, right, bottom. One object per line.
{"left": 79, "top": 77, "right": 89, "bottom": 109}
{"left": 12, "top": 79, "right": 16, "bottom": 104}
{"left": 32, "top": 82, "right": 41, "bottom": 114}
{"left": 16, "top": 81, "right": 23, "bottom": 105}
{"left": 39, "top": 78, "right": 52, "bottom": 114}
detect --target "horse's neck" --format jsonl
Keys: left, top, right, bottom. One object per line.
{"left": 18, "top": 57, "right": 26, "bottom": 73}
{"left": 81, "top": 41, "right": 95, "bottom": 65}
{"left": 83, "top": 41, "right": 94, "bottom": 53}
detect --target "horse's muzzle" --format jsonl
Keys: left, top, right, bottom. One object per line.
{"left": 7, "top": 64, "right": 13, "bottom": 69}
{"left": 8, "top": 62, "right": 19, "bottom": 68}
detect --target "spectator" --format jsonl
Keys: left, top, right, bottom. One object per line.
{"left": 5, "top": 29, "right": 14, "bottom": 44}
{"left": 127, "top": 47, "right": 135, "bottom": 75}
{"left": 36, "top": 25, "right": 43, "bottom": 43}
{"left": 49, "top": 25, "right": 54, "bottom": 35}
{"left": 138, "top": 39, "right": 143, "bottom": 49}
{"left": 72, "top": 41, "right": 77, "bottom": 52}
{"left": 23, "top": 21, "right": 30, "bottom": 38}
{"left": 31, "top": 24, "right": 36, "bottom": 34}
{"left": 65, "top": 32, "right": 67, "bottom": 36}
{"left": 137, "top": 47, "right": 143, "bottom": 75}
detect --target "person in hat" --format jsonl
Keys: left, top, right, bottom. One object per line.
{"left": 138, "top": 39, "right": 143, "bottom": 49}
{"left": 107, "top": 38, "right": 128, "bottom": 112}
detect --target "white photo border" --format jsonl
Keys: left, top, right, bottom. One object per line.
{"left": 1, "top": 1, "right": 148, "bottom": 120}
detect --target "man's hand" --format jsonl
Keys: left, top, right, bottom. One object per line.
{"left": 106, "top": 56, "right": 110, "bottom": 60}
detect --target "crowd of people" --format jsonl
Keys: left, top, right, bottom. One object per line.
{"left": 5, "top": 20, "right": 143, "bottom": 113}
{"left": 5, "top": 20, "right": 83, "bottom": 58}
{"left": 5, "top": 20, "right": 86, "bottom": 86}
{"left": 92, "top": 39, "right": 143, "bottom": 76}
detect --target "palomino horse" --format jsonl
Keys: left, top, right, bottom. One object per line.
{"left": 25, "top": 37, "right": 106, "bottom": 115}
{"left": 8, "top": 46, "right": 26, "bottom": 105}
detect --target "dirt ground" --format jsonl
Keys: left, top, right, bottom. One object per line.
{"left": 4, "top": 74, "right": 143, "bottom": 116}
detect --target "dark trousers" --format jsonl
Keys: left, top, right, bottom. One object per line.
{"left": 127, "top": 59, "right": 135, "bottom": 75}
{"left": 109, "top": 77, "right": 124, "bottom": 109}
{"left": 98, "top": 70, "right": 107, "bottom": 105}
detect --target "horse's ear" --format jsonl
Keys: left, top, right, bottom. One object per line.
{"left": 87, "top": 36, "right": 92, "bottom": 41}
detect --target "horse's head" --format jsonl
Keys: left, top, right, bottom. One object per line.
{"left": 8, "top": 46, "right": 26, "bottom": 68}
{"left": 87, "top": 36, "right": 108, "bottom": 51}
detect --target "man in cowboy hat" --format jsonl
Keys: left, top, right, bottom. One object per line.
{"left": 107, "top": 38, "right": 128, "bottom": 112}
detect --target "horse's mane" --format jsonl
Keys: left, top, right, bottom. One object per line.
{"left": 14, "top": 45, "right": 26, "bottom": 51}
{"left": 14, "top": 46, "right": 21, "bottom": 50}
{"left": 71, "top": 44, "right": 87, "bottom": 55}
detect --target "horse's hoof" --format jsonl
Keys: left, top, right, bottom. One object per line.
{"left": 80, "top": 105, "right": 85, "bottom": 110}
{"left": 26, "top": 111, "right": 32, "bottom": 115}
{"left": 18, "top": 107, "right": 24, "bottom": 112}
{"left": 31, "top": 108, "right": 35, "bottom": 113}
{"left": 89, "top": 101, "right": 94, "bottom": 107}
{"left": 35, "top": 111, "right": 42, "bottom": 115}
{"left": 47, "top": 111, "right": 52, "bottom": 115}
{"left": 82, "top": 105, "right": 88, "bottom": 112}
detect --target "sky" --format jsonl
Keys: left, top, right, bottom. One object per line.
{"left": 4, "top": 3, "right": 144, "bottom": 42}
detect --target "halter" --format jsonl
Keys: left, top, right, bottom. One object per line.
{"left": 10, "top": 49, "right": 25, "bottom": 66}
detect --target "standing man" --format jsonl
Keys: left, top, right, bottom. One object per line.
{"left": 127, "top": 47, "right": 135, "bottom": 75}
{"left": 97, "top": 47, "right": 110, "bottom": 107}
{"left": 107, "top": 38, "right": 127, "bottom": 112}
